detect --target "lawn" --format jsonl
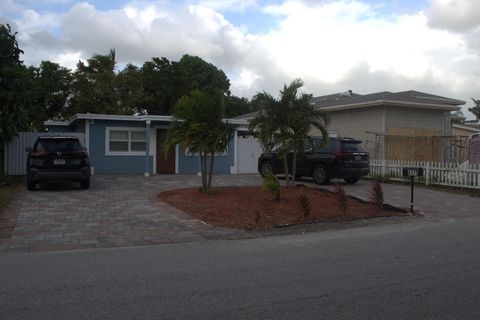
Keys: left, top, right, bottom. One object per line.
{"left": 158, "top": 184, "right": 406, "bottom": 230}
{"left": 0, "top": 177, "right": 23, "bottom": 239}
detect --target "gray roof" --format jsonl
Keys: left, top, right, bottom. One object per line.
{"left": 311, "top": 90, "right": 465, "bottom": 108}
{"left": 233, "top": 90, "right": 465, "bottom": 119}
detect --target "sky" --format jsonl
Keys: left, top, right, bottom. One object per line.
{"left": 1, "top": 0, "right": 479, "bottom": 118}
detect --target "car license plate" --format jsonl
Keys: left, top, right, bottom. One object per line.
{"left": 54, "top": 158, "right": 66, "bottom": 165}
{"left": 355, "top": 155, "right": 362, "bottom": 161}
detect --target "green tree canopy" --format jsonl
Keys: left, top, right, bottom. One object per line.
{"left": 249, "top": 79, "right": 329, "bottom": 186}
{"left": 164, "top": 90, "right": 234, "bottom": 192}
{"left": 0, "top": 24, "right": 30, "bottom": 179}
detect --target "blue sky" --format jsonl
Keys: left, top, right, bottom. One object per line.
{"left": 1, "top": 0, "right": 479, "bottom": 117}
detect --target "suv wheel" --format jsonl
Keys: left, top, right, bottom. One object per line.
{"left": 344, "top": 176, "right": 360, "bottom": 184}
{"left": 312, "top": 164, "right": 329, "bottom": 185}
{"left": 260, "top": 161, "right": 273, "bottom": 177}
{"left": 27, "top": 181, "right": 36, "bottom": 191}
{"left": 80, "top": 179, "right": 90, "bottom": 189}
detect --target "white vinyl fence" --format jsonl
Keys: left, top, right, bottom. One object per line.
{"left": 369, "top": 160, "right": 480, "bottom": 190}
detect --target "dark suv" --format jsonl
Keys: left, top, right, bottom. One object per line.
{"left": 258, "top": 137, "right": 369, "bottom": 184}
{"left": 26, "top": 136, "right": 91, "bottom": 190}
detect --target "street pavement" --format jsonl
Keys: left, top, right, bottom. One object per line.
{"left": 1, "top": 215, "right": 480, "bottom": 319}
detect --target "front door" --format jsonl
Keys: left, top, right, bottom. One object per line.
{"left": 156, "top": 129, "right": 175, "bottom": 174}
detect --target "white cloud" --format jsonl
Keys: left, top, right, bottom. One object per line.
{"left": 426, "top": 0, "right": 480, "bottom": 32}
{"left": 4, "top": 0, "right": 480, "bottom": 118}
{"left": 195, "top": 0, "right": 258, "bottom": 12}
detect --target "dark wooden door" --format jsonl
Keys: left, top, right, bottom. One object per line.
{"left": 156, "top": 129, "right": 175, "bottom": 174}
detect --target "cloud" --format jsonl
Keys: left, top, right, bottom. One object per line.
{"left": 4, "top": 0, "right": 480, "bottom": 118}
{"left": 194, "top": 0, "right": 258, "bottom": 12}
{"left": 426, "top": 0, "right": 480, "bottom": 32}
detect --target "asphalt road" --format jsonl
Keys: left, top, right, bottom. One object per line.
{"left": 1, "top": 217, "right": 480, "bottom": 320}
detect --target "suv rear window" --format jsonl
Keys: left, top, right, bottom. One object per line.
{"left": 36, "top": 139, "right": 82, "bottom": 153}
{"left": 341, "top": 142, "right": 366, "bottom": 152}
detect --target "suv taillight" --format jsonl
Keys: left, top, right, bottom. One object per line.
{"left": 334, "top": 152, "right": 352, "bottom": 159}
{"left": 30, "top": 151, "right": 46, "bottom": 156}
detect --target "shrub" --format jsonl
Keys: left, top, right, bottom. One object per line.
{"left": 369, "top": 180, "right": 384, "bottom": 212}
{"left": 333, "top": 183, "right": 348, "bottom": 217}
{"left": 297, "top": 192, "right": 311, "bottom": 222}
{"left": 261, "top": 172, "right": 280, "bottom": 201}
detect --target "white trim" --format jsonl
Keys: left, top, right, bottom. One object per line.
{"left": 105, "top": 126, "right": 147, "bottom": 156}
{"left": 453, "top": 123, "right": 480, "bottom": 133}
{"left": 317, "top": 100, "right": 462, "bottom": 112}
{"left": 230, "top": 131, "right": 239, "bottom": 174}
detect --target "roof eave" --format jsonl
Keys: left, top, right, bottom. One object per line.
{"left": 318, "top": 100, "right": 462, "bottom": 112}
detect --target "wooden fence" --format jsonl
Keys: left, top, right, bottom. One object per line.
{"left": 369, "top": 160, "right": 480, "bottom": 189}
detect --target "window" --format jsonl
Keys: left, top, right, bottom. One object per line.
{"left": 106, "top": 128, "right": 147, "bottom": 155}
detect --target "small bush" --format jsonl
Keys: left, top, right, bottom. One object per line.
{"left": 261, "top": 172, "right": 280, "bottom": 201}
{"left": 369, "top": 180, "right": 384, "bottom": 212}
{"left": 254, "top": 210, "right": 262, "bottom": 229}
{"left": 297, "top": 192, "right": 311, "bottom": 222}
{"left": 333, "top": 183, "right": 348, "bottom": 216}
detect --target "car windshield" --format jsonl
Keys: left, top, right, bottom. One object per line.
{"left": 341, "top": 142, "right": 366, "bottom": 152}
{"left": 36, "top": 139, "right": 82, "bottom": 153}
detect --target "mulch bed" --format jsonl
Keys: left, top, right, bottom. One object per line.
{"left": 158, "top": 185, "right": 405, "bottom": 230}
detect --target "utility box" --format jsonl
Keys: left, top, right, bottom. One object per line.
{"left": 470, "top": 133, "right": 480, "bottom": 165}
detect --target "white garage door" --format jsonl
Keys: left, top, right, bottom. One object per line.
{"left": 237, "top": 135, "right": 264, "bottom": 174}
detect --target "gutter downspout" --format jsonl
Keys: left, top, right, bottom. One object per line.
{"left": 145, "top": 119, "right": 151, "bottom": 177}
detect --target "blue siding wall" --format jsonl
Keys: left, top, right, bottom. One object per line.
{"left": 88, "top": 120, "right": 153, "bottom": 174}
{"left": 178, "top": 138, "right": 234, "bottom": 174}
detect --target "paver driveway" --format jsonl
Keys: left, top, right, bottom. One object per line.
{"left": 1, "top": 174, "right": 478, "bottom": 255}
{"left": 0, "top": 175, "right": 262, "bottom": 254}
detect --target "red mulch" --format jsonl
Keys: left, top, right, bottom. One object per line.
{"left": 158, "top": 185, "right": 404, "bottom": 230}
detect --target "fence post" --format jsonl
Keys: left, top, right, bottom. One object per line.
{"left": 382, "top": 159, "right": 386, "bottom": 182}
{"left": 425, "top": 161, "right": 430, "bottom": 187}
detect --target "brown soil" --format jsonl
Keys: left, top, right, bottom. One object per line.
{"left": 158, "top": 185, "right": 404, "bottom": 230}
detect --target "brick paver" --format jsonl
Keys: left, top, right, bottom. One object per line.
{"left": 1, "top": 174, "right": 478, "bottom": 255}
{"left": 0, "top": 175, "right": 262, "bottom": 254}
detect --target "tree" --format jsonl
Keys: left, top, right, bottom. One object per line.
{"left": 469, "top": 98, "right": 480, "bottom": 121}
{"left": 224, "top": 95, "right": 251, "bottom": 118}
{"left": 117, "top": 64, "right": 144, "bottom": 114}
{"left": 164, "top": 90, "right": 234, "bottom": 192}
{"left": 69, "top": 49, "right": 128, "bottom": 116}
{"left": 27, "top": 61, "right": 72, "bottom": 128}
{"left": 0, "top": 24, "right": 29, "bottom": 179}
{"left": 249, "top": 79, "right": 329, "bottom": 187}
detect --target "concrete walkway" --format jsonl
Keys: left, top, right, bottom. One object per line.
{"left": 308, "top": 178, "right": 480, "bottom": 219}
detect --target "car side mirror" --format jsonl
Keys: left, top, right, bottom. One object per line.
{"left": 25, "top": 147, "right": 32, "bottom": 153}
{"left": 82, "top": 146, "right": 88, "bottom": 151}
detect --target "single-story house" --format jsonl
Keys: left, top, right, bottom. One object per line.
{"left": 43, "top": 113, "right": 261, "bottom": 176}
{"left": 36, "top": 90, "right": 466, "bottom": 176}
{"left": 236, "top": 90, "right": 466, "bottom": 162}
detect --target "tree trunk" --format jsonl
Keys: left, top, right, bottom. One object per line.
{"left": 292, "top": 150, "right": 297, "bottom": 186}
{"left": 0, "top": 148, "right": 4, "bottom": 182}
{"left": 208, "top": 152, "right": 215, "bottom": 190}
{"left": 200, "top": 152, "right": 208, "bottom": 192}
{"left": 283, "top": 156, "right": 291, "bottom": 187}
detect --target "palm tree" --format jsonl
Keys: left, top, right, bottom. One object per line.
{"left": 164, "top": 90, "right": 234, "bottom": 192}
{"left": 470, "top": 98, "right": 480, "bottom": 121}
{"left": 250, "top": 79, "right": 329, "bottom": 187}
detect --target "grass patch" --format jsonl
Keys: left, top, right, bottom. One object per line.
{"left": 0, "top": 177, "right": 23, "bottom": 220}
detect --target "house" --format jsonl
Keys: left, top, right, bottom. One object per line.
{"left": 236, "top": 90, "right": 466, "bottom": 162}
{"left": 43, "top": 113, "right": 256, "bottom": 176}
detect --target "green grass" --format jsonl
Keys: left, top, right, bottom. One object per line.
{"left": 0, "top": 177, "right": 23, "bottom": 220}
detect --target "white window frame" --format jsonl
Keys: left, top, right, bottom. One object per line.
{"left": 105, "top": 127, "right": 147, "bottom": 156}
